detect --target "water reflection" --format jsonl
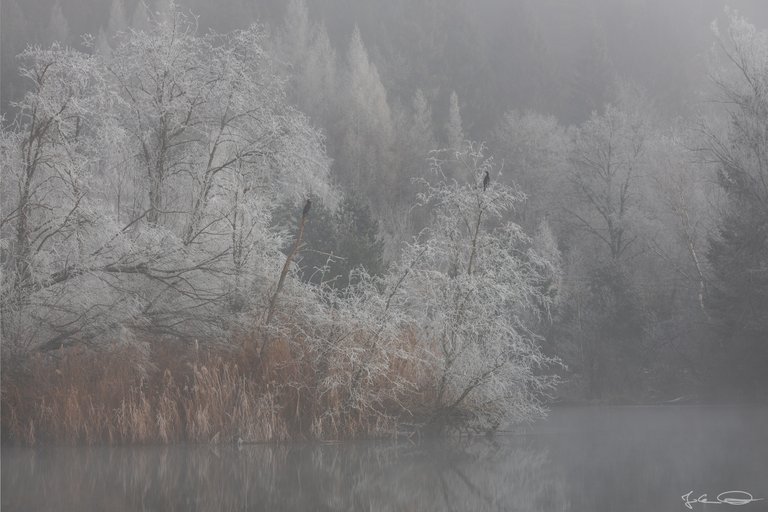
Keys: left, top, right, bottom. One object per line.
{"left": 3, "top": 406, "right": 768, "bottom": 512}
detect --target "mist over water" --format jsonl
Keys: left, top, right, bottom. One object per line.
{"left": 4, "top": 406, "right": 768, "bottom": 511}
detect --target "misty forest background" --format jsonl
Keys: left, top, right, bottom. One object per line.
{"left": 1, "top": 0, "right": 767, "bottom": 444}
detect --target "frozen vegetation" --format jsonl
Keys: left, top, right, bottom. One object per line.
{"left": 1, "top": 1, "right": 767, "bottom": 444}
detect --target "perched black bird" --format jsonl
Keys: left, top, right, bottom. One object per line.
{"left": 483, "top": 170, "right": 490, "bottom": 191}
{"left": 302, "top": 198, "right": 312, "bottom": 217}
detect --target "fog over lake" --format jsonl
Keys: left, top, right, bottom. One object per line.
{"left": 3, "top": 406, "right": 768, "bottom": 511}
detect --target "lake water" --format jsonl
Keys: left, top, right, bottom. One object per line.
{"left": 3, "top": 406, "right": 768, "bottom": 511}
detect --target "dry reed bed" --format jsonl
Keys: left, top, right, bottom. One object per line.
{"left": 1, "top": 334, "right": 425, "bottom": 446}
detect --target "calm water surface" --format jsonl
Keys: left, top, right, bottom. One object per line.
{"left": 3, "top": 406, "right": 768, "bottom": 511}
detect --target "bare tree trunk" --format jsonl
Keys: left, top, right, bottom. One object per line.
{"left": 147, "top": 162, "right": 164, "bottom": 225}
{"left": 687, "top": 237, "right": 708, "bottom": 313}
{"left": 12, "top": 136, "right": 40, "bottom": 311}
{"left": 680, "top": 209, "right": 709, "bottom": 314}
{"left": 261, "top": 202, "right": 309, "bottom": 357}
{"left": 466, "top": 205, "right": 483, "bottom": 276}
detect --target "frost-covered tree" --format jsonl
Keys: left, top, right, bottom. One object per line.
{"left": 410, "top": 89, "right": 436, "bottom": 153}
{"left": 1, "top": 7, "right": 333, "bottom": 352}
{"left": 387, "top": 88, "right": 436, "bottom": 241}
{"left": 338, "top": 26, "right": 393, "bottom": 200}
{"left": 286, "top": 265, "right": 421, "bottom": 437}
{"left": 532, "top": 218, "right": 563, "bottom": 307}
{"left": 300, "top": 22, "right": 338, "bottom": 122}
{"left": 493, "top": 110, "right": 570, "bottom": 229}
{"left": 398, "top": 143, "right": 560, "bottom": 432}
{"left": 648, "top": 131, "right": 712, "bottom": 314}
{"left": 107, "top": 0, "right": 128, "bottom": 36}
{"left": 398, "top": 89, "right": 436, "bottom": 183}
{"left": 440, "top": 90, "right": 466, "bottom": 183}
{"left": 276, "top": 144, "right": 560, "bottom": 435}
{"left": 568, "top": 104, "right": 647, "bottom": 261}
{"left": 279, "top": 0, "right": 311, "bottom": 69}
{"left": 103, "top": 8, "right": 332, "bottom": 337}
{"left": 0, "top": 44, "right": 113, "bottom": 351}
{"left": 705, "top": 12, "right": 768, "bottom": 395}
{"left": 46, "top": 0, "right": 70, "bottom": 45}
{"left": 445, "top": 90, "right": 464, "bottom": 153}
{"left": 559, "top": 103, "right": 650, "bottom": 398}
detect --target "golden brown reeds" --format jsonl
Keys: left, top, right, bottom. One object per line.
{"left": 1, "top": 328, "right": 429, "bottom": 445}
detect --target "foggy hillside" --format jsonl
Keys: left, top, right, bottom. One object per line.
{"left": 5, "top": 0, "right": 768, "bottom": 125}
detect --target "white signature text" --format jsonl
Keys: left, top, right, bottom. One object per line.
{"left": 682, "top": 491, "right": 764, "bottom": 509}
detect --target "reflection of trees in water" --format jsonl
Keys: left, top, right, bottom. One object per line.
{"left": 2, "top": 437, "right": 567, "bottom": 511}
{"left": 349, "top": 439, "right": 569, "bottom": 512}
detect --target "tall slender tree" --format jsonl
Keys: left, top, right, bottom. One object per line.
{"left": 107, "top": 0, "right": 128, "bottom": 36}
{"left": 46, "top": 0, "right": 70, "bottom": 44}
{"left": 338, "top": 26, "right": 393, "bottom": 202}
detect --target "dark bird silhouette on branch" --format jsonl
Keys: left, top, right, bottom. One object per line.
{"left": 483, "top": 171, "right": 490, "bottom": 191}
{"left": 303, "top": 198, "right": 312, "bottom": 217}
